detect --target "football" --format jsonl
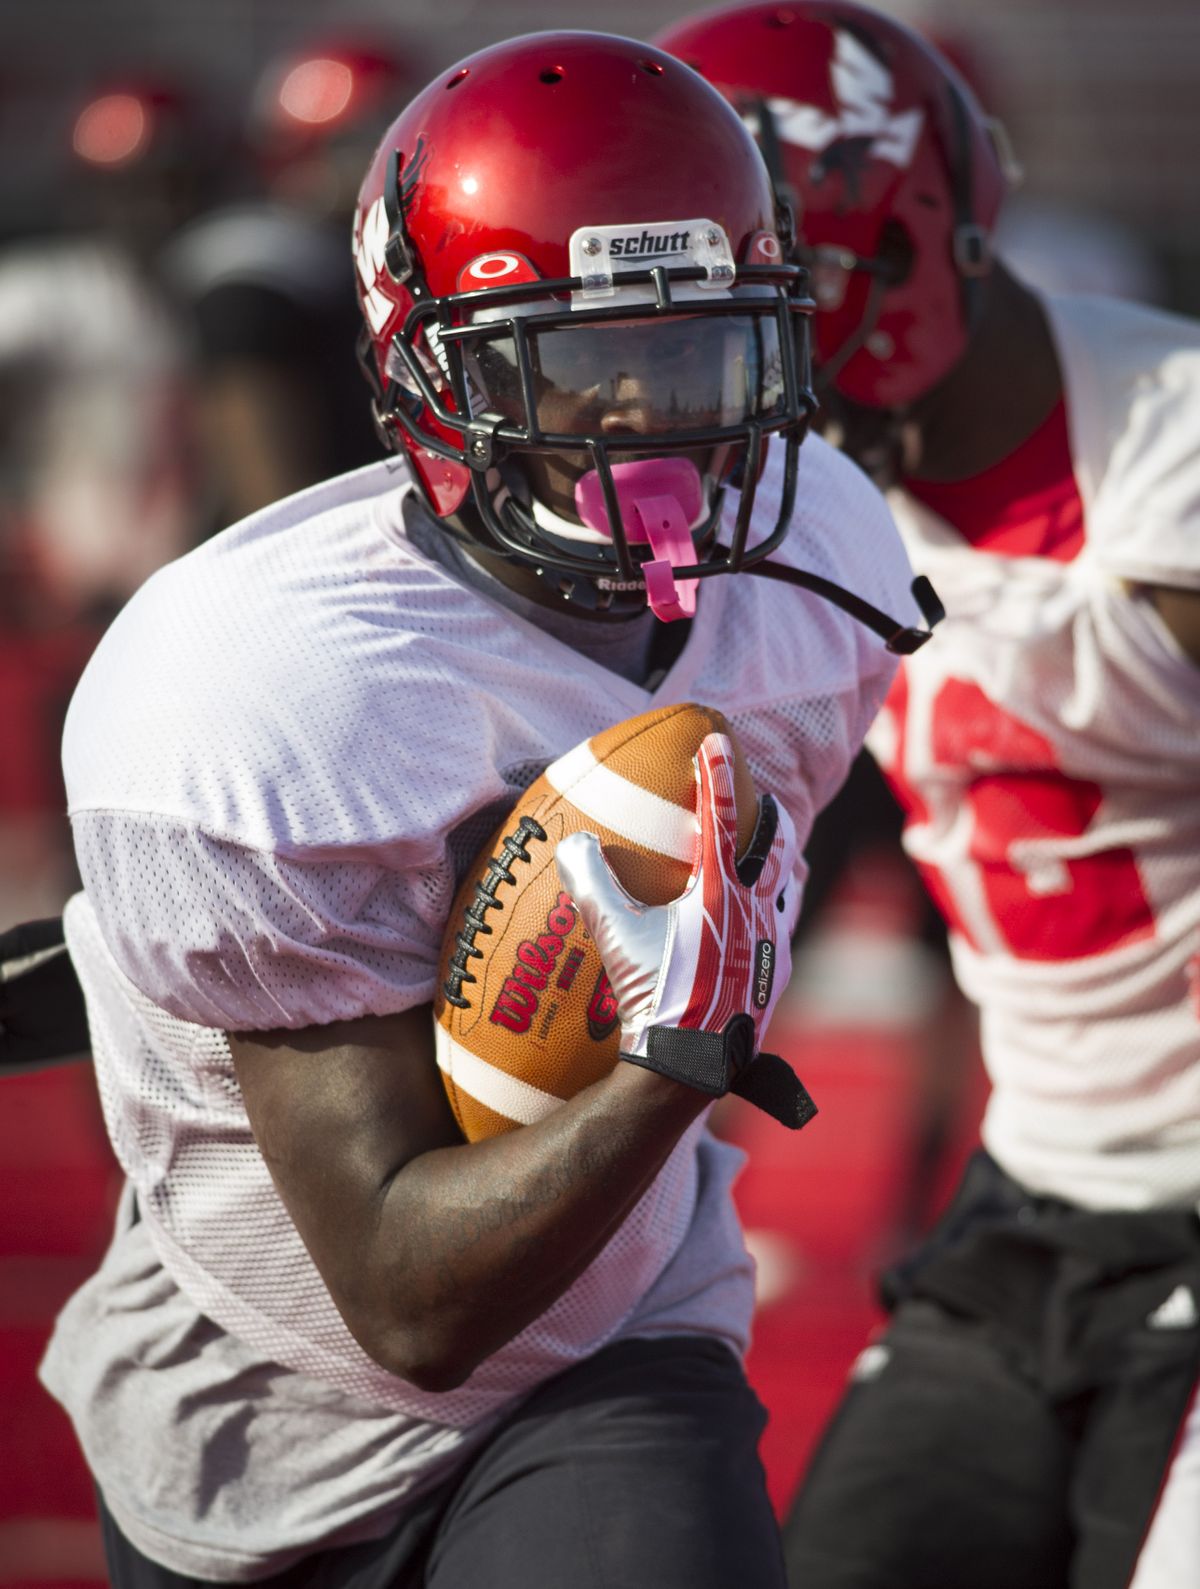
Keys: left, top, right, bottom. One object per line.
{"left": 434, "top": 702, "right": 759, "bottom": 1141}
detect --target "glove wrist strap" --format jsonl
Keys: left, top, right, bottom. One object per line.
{"left": 621, "top": 1014, "right": 818, "bottom": 1131}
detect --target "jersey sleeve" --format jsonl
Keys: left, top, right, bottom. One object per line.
{"left": 58, "top": 464, "right": 532, "bottom": 1033}
{"left": 1052, "top": 294, "right": 1200, "bottom": 589}
{"left": 70, "top": 809, "right": 451, "bottom": 1032}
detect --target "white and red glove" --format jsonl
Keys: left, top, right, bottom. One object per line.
{"left": 556, "top": 733, "right": 817, "bottom": 1129}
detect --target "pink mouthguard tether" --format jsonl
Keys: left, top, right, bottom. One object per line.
{"left": 574, "top": 457, "right": 704, "bottom": 622}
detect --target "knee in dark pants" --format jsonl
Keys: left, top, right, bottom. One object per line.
{"left": 782, "top": 1304, "right": 1073, "bottom": 1589}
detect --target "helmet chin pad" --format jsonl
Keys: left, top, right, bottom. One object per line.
{"left": 574, "top": 457, "right": 704, "bottom": 622}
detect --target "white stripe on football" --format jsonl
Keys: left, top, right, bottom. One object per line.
{"left": 543, "top": 742, "right": 699, "bottom": 864}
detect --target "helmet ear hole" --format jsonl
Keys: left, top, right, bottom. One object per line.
{"left": 876, "top": 219, "right": 914, "bottom": 288}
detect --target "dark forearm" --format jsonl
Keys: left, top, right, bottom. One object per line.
{"left": 360, "top": 1065, "right": 706, "bottom": 1388}
{"left": 231, "top": 1008, "right": 708, "bottom": 1392}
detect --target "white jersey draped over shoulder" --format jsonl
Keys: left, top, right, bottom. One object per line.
{"left": 870, "top": 293, "right": 1200, "bottom": 1212}
{"left": 57, "top": 435, "right": 914, "bottom": 1450}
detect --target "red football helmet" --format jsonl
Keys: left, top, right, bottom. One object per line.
{"left": 656, "top": 2, "right": 1015, "bottom": 409}
{"left": 352, "top": 31, "right": 816, "bottom": 616}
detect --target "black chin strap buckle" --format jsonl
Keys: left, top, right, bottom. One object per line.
{"left": 885, "top": 575, "right": 947, "bottom": 654}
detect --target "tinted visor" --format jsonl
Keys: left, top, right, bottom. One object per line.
{"left": 464, "top": 313, "right": 787, "bottom": 440}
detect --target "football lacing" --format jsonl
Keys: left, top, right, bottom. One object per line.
{"left": 442, "top": 815, "right": 547, "bottom": 1009}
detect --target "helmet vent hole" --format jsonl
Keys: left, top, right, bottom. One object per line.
{"left": 539, "top": 68, "right": 564, "bottom": 85}
{"left": 639, "top": 60, "right": 664, "bottom": 76}
{"left": 446, "top": 68, "right": 469, "bottom": 90}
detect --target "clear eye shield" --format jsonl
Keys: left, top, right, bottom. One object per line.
{"left": 462, "top": 307, "right": 787, "bottom": 440}
{"left": 389, "top": 225, "right": 812, "bottom": 616}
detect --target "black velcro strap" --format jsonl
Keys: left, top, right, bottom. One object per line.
{"left": 628, "top": 1023, "right": 741, "bottom": 1097}
{"left": 622, "top": 1015, "right": 817, "bottom": 1130}
{"left": 731, "top": 1051, "right": 818, "bottom": 1131}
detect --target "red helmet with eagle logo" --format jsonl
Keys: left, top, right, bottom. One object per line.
{"left": 656, "top": 2, "right": 1015, "bottom": 409}
{"left": 352, "top": 30, "right": 816, "bottom": 618}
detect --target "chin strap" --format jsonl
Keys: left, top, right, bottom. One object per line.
{"left": 741, "top": 559, "right": 945, "bottom": 655}
{"left": 434, "top": 455, "right": 945, "bottom": 652}
{"left": 570, "top": 455, "right": 945, "bottom": 649}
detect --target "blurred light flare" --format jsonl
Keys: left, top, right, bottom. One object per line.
{"left": 278, "top": 59, "right": 355, "bottom": 127}
{"left": 72, "top": 94, "right": 151, "bottom": 167}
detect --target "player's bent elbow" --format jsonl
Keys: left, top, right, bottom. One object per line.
{"left": 395, "top": 1348, "right": 476, "bottom": 1394}
{"left": 341, "top": 1300, "right": 483, "bottom": 1392}
{"left": 370, "top": 1333, "right": 478, "bottom": 1393}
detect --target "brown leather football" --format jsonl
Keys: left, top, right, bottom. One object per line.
{"left": 433, "top": 702, "right": 758, "bottom": 1141}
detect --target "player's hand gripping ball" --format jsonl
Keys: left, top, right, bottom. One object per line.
{"left": 434, "top": 703, "right": 760, "bottom": 1141}
{"left": 556, "top": 730, "right": 798, "bottom": 1068}
{"left": 435, "top": 704, "right": 817, "bottom": 1139}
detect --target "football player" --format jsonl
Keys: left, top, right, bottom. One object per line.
{"left": 35, "top": 32, "right": 928, "bottom": 1589}
{"left": 656, "top": 5, "right": 1200, "bottom": 1586}
{"left": 160, "top": 37, "right": 418, "bottom": 533}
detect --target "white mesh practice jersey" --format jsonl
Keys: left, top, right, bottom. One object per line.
{"left": 869, "top": 294, "right": 1200, "bottom": 1211}
{"left": 61, "top": 433, "right": 916, "bottom": 1431}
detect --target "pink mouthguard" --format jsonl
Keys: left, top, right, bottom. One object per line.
{"left": 574, "top": 457, "right": 703, "bottom": 622}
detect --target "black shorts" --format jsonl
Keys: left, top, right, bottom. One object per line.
{"left": 97, "top": 1335, "right": 786, "bottom": 1589}
{"left": 783, "top": 1152, "right": 1200, "bottom": 1589}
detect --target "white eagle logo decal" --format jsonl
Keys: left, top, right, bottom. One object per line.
{"left": 355, "top": 196, "right": 393, "bottom": 335}
{"left": 751, "top": 30, "right": 923, "bottom": 170}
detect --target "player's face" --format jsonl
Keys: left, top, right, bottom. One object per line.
{"left": 466, "top": 312, "right": 786, "bottom": 521}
